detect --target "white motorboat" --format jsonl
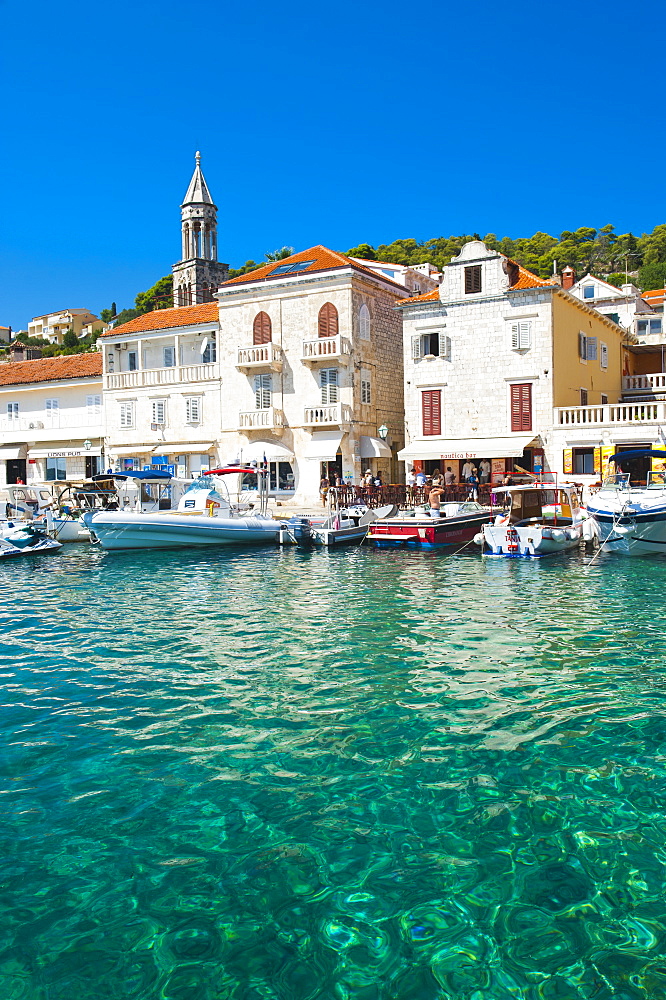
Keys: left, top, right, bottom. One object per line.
{"left": 586, "top": 449, "right": 666, "bottom": 556}
{"left": 478, "top": 483, "right": 598, "bottom": 557}
{"left": 0, "top": 482, "right": 89, "bottom": 542}
{"left": 283, "top": 502, "right": 397, "bottom": 548}
{"left": 83, "top": 468, "right": 284, "bottom": 551}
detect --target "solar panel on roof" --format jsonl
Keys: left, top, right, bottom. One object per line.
{"left": 268, "top": 260, "right": 316, "bottom": 276}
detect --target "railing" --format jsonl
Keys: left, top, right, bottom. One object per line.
{"left": 555, "top": 402, "right": 664, "bottom": 426}
{"left": 622, "top": 373, "right": 666, "bottom": 393}
{"left": 303, "top": 403, "right": 352, "bottom": 426}
{"left": 236, "top": 344, "right": 282, "bottom": 369}
{"left": 238, "top": 407, "right": 284, "bottom": 430}
{"left": 0, "top": 417, "right": 95, "bottom": 433}
{"left": 301, "top": 335, "right": 351, "bottom": 362}
{"left": 104, "top": 363, "right": 220, "bottom": 389}
{"left": 333, "top": 484, "right": 497, "bottom": 509}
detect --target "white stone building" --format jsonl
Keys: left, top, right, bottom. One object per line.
{"left": 398, "top": 241, "right": 628, "bottom": 487}
{"left": 0, "top": 353, "right": 104, "bottom": 485}
{"left": 99, "top": 303, "right": 221, "bottom": 477}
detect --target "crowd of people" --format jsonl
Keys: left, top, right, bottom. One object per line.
{"left": 320, "top": 462, "right": 515, "bottom": 507}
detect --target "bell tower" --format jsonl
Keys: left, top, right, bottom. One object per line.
{"left": 172, "top": 152, "right": 228, "bottom": 306}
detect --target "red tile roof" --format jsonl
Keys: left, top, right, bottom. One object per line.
{"left": 509, "top": 263, "right": 555, "bottom": 290}
{"left": 221, "top": 245, "right": 408, "bottom": 291}
{"left": 398, "top": 287, "right": 441, "bottom": 305}
{"left": 101, "top": 303, "right": 219, "bottom": 337}
{"left": 0, "top": 352, "right": 102, "bottom": 386}
{"left": 643, "top": 288, "right": 665, "bottom": 303}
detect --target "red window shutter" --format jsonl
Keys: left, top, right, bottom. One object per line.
{"left": 511, "top": 383, "right": 532, "bottom": 431}
{"left": 422, "top": 390, "right": 441, "bottom": 436}
{"left": 318, "top": 302, "right": 339, "bottom": 338}
{"left": 253, "top": 312, "right": 272, "bottom": 345}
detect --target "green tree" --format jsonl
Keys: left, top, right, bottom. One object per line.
{"left": 345, "top": 243, "right": 377, "bottom": 259}
{"left": 135, "top": 276, "right": 173, "bottom": 313}
{"left": 264, "top": 246, "right": 294, "bottom": 262}
{"left": 62, "top": 329, "right": 79, "bottom": 348}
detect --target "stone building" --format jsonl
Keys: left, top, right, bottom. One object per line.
{"left": 0, "top": 353, "right": 104, "bottom": 485}
{"left": 216, "top": 245, "right": 432, "bottom": 501}
{"left": 398, "top": 240, "right": 628, "bottom": 486}
{"left": 172, "top": 152, "right": 228, "bottom": 306}
{"left": 28, "top": 308, "right": 103, "bottom": 345}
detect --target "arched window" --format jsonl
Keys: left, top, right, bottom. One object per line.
{"left": 359, "top": 303, "right": 370, "bottom": 340}
{"left": 253, "top": 312, "right": 272, "bottom": 344}
{"left": 318, "top": 302, "right": 338, "bottom": 339}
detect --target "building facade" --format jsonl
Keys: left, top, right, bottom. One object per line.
{"left": 0, "top": 354, "right": 104, "bottom": 485}
{"left": 398, "top": 240, "right": 628, "bottom": 487}
{"left": 27, "top": 309, "right": 103, "bottom": 344}
{"left": 172, "top": 152, "right": 228, "bottom": 307}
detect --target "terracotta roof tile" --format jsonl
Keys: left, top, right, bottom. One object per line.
{"left": 508, "top": 262, "right": 555, "bottom": 290}
{"left": 643, "top": 288, "right": 665, "bottom": 303}
{"left": 398, "top": 287, "right": 441, "bottom": 305}
{"left": 0, "top": 352, "right": 102, "bottom": 387}
{"left": 101, "top": 303, "right": 219, "bottom": 337}
{"left": 221, "top": 245, "right": 408, "bottom": 292}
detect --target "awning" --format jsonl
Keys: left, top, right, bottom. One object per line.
{"left": 29, "top": 446, "right": 103, "bottom": 458}
{"left": 302, "top": 430, "right": 344, "bottom": 460}
{"left": 398, "top": 435, "right": 537, "bottom": 461}
{"left": 108, "top": 446, "right": 156, "bottom": 457}
{"left": 360, "top": 435, "right": 391, "bottom": 459}
{"left": 152, "top": 443, "right": 214, "bottom": 455}
{"left": 238, "top": 440, "right": 295, "bottom": 463}
{"left": 0, "top": 445, "right": 27, "bottom": 460}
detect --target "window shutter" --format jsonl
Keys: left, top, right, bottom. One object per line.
{"left": 586, "top": 337, "right": 598, "bottom": 361}
{"left": 254, "top": 374, "right": 271, "bottom": 409}
{"left": 600, "top": 342, "right": 608, "bottom": 369}
{"left": 511, "top": 323, "right": 520, "bottom": 349}
{"left": 442, "top": 335, "right": 451, "bottom": 360}
{"left": 519, "top": 321, "right": 531, "bottom": 349}
{"left": 163, "top": 347, "right": 175, "bottom": 367}
{"left": 422, "top": 390, "right": 441, "bottom": 436}
{"left": 152, "top": 400, "right": 166, "bottom": 424}
{"left": 318, "top": 303, "right": 339, "bottom": 339}
{"left": 464, "top": 265, "right": 482, "bottom": 294}
{"left": 412, "top": 335, "right": 423, "bottom": 360}
{"left": 510, "top": 383, "right": 532, "bottom": 432}
{"left": 360, "top": 304, "right": 370, "bottom": 340}
{"left": 253, "top": 312, "right": 272, "bottom": 345}
{"left": 320, "top": 368, "right": 338, "bottom": 404}
{"left": 579, "top": 333, "right": 587, "bottom": 359}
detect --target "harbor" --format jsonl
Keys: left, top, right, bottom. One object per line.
{"left": 3, "top": 543, "right": 666, "bottom": 998}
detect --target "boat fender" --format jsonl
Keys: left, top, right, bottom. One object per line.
{"left": 551, "top": 529, "right": 565, "bottom": 542}
{"left": 566, "top": 528, "right": 578, "bottom": 541}
{"left": 473, "top": 533, "right": 484, "bottom": 546}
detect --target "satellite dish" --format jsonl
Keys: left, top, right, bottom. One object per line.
{"left": 200, "top": 337, "right": 209, "bottom": 356}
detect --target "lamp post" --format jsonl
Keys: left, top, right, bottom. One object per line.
{"left": 83, "top": 439, "right": 92, "bottom": 451}
{"left": 378, "top": 424, "right": 389, "bottom": 441}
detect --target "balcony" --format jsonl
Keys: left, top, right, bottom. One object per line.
{"left": 301, "top": 335, "right": 352, "bottom": 364}
{"left": 303, "top": 403, "right": 352, "bottom": 427}
{"left": 104, "top": 363, "right": 220, "bottom": 390}
{"left": 622, "top": 373, "right": 666, "bottom": 395}
{"left": 554, "top": 402, "right": 665, "bottom": 427}
{"left": 236, "top": 343, "right": 283, "bottom": 372}
{"left": 238, "top": 407, "right": 285, "bottom": 433}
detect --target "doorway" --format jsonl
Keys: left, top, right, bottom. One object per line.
{"left": 6, "top": 459, "right": 26, "bottom": 484}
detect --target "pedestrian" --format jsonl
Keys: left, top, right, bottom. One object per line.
{"left": 362, "top": 469, "right": 374, "bottom": 488}
{"left": 15, "top": 476, "right": 25, "bottom": 485}
{"left": 444, "top": 466, "right": 455, "bottom": 486}
{"left": 467, "top": 470, "right": 479, "bottom": 501}
{"left": 373, "top": 472, "right": 383, "bottom": 488}
{"left": 428, "top": 485, "right": 446, "bottom": 517}
{"left": 479, "top": 459, "right": 491, "bottom": 484}
{"left": 462, "top": 459, "right": 474, "bottom": 481}
{"left": 431, "top": 467, "right": 443, "bottom": 486}
{"left": 406, "top": 466, "right": 416, "bottom": 501}
{"left": 320, "top": 476, "right": 330, "bottom": 505}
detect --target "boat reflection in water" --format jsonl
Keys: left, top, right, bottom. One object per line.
{"left": 83, "top": 468, "right": 283, "bottom": 551}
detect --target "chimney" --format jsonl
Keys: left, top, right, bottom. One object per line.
{"left": 561, "top": 266, "right": 576, "bottom": 290}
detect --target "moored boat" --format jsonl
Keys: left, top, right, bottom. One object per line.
{"left": 479, "top": 483, "right": 597, "bottom": 557}
{"left": 366, "top": 501, "right": 492, "bottom": 548}
{"left": 83, "top": 468, "right": 284, "bottom": 551}
{"left": 586, "top": 449, "right": 666, "bottom": 556}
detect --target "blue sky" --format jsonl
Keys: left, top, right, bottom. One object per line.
{"left": 1, "top": 0, "right": 665, "bottom": 331}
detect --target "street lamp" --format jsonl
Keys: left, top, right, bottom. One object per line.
{"left": 83, "top": 439, "right": 92, "bottom": 451}
{"left": 378, "top": 424, "right": 389, "bottom": 440}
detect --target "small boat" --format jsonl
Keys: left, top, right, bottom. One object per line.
{"left": 479, "top": 483, "right": 597, "bottom": 557}
{"left": 283, "top": 501, "right": 397, "bottom": 548}
{"left": 0, "top": 482, "right": 88, "bottom": 542}
{"left": 366, "top": 501, "right": 492, "bottom": 548}
{"left": 0, "top": 522, "right": 62, "bottom": 557}
{"left": 83, "top": 468, "right": 284, "bottom": 551}
{"left": 586, "top": 449, "right": 666, "bottom": 556}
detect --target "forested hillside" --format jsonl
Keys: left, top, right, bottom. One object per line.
{"left": 346, "top": 225, "right": 666, "bottom": 291}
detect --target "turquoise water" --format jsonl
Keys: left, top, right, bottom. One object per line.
{"left": 2, "top": 545, "right": 666, "bottom": 999}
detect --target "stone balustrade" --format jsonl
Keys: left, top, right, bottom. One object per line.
{"left": 237, "top": 407, "right": 285, "bottom": 431}
{"left": 622, "top": 372, "right": 666, "bottom": 393}
{"left": 301, "top": 335, "right": 351, "bottom": 363}
{"left": 104, "top": 363, "right": 220, "bottom": 390}
{"left": 236, "top": 344, "right": 283, "bottom": 370}
{"left": 554, "top": 402, "right": 665, "bottom": 426}
{"left": 303, "top": 403, "right": 352, "bottom": 426}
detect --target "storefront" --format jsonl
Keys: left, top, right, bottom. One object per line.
{"left": 236, "top": 440, "right": 296, "bottom": 496}
{"left": 28, "top": 444, "right": 104, "bottom": 482}
{"left": 0, "top": 444, "right": 28, "bottom": 485}
{"left": 398, "top": 435, "right": 540, "bottom": 484}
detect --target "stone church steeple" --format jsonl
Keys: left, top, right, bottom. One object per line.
{"left": 172, "top": 152, "right": 228, "bottom": 306}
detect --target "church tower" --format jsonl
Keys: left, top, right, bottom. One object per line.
{"left": 172, "top": 152, "right": 229, "bottom": 306}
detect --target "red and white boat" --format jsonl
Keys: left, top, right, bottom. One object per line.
{"left": 366, "top": 502, "right": 492, "bottom": 548}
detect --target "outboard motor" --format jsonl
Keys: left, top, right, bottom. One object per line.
{"left": 288, "top": 516, "right": 314, "bottom": 548}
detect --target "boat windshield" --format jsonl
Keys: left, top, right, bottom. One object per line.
{"left": 602, "top": 472, "right": 631, "bottom": 490}
{"left": 646, "top": 470, "right": 666, "bottom": 489}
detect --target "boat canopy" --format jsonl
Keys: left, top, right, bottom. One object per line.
{"left": 609, "top": 449, "right": 666, "bottom": 463}
{"left": 204, "top": 467, "right": 260, "bottom": 476}
{"left": 92, "top": 471, "right": 173, "bottom": 482}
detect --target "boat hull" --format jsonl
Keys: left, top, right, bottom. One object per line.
{"left": 83, "top": 511, "right": 283, "bottom": 551}
{"left": 482, "top": 522, "right": 583, "bottom": 557}
{"left": 588, "top": 503, "right": 666, "bottom": 555}
{"left": 367, "top": 510, "right": 491, "bottom": 548}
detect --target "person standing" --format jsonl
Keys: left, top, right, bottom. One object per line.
{"left": 479, "top": 459, "right": 491, "bottom": 484}
{"left": 467, "top": 470, "right": 479, "bottom": 500}
{"left": 320, "top": 476, "right": 330, "bottom": 505}
{"left": 428, "top": 485, "right": 446, "bottom": 517}
{"left": 444, "top": 466, "right": 455, "bottom": 486}
{"left": 431, "top": 468, "right": 443, "bottom": 486}
{"left": 415, "top": 469, "right": 427, "bottom": 488}
{"left": 462, "top": 460, "right": 474, "bottom": 481}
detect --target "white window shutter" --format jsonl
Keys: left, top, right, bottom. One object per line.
{"left": 519, "top": 321, "right": 531, "bottom": 349}
{"left": 587, "top": 337, "right": 598, "bottom": 361}
{"left": 442, "top": 335, "right": 451, "bottom": 360}
{"left": 600, "top": 342, "right": 608, "bottom": 369}
{"left": 412, "top": 335, "right": 423, "bottom": 360}
{"left": 511, "top": 323, "right": 519, "bottom": 349}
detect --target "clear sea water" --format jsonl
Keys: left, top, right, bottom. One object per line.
{"left": 2, "top": 544, "right": 666, "bottom": 999}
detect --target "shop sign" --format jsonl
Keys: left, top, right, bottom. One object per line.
{"left": 594, "top": 447, "right": 602, "bottom": 474}
{"left": 563, "top": 449, "right": 573, "bottom": 474}
{"left": 48, "top": 450, "right": 81, "bottom": 458}
{"left": 441, "top": 452, "right": 478, "bottom": 459}
{"left": 601, "top": 445, "right": 614, "bottom": 478}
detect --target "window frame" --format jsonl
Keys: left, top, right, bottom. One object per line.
{"left": 360, "top": 369, "right": 371, "bottom": 404}
{"left": 7, "top": 402, "right": 18, "bottom": 421}
{"left": 510, "top": 383, "right": 532, "bottom": 432}
{"left": 318, "top": 302, "right": 339, "bottom": 339}
{"left": 510, "top": 320, "right": 532, "bottom": 351}
{"left": 127, "top": 351, "right": 138, "bottom": 371}
{"left": 185, "top": 396, "right": 201, "bottom": 423}
{"left": 254, "top": 374, "right": 272, "bottom": 410}
{"left": 320, "top": 367, "right": 339, "bottom": 405}
{"left": 163, "top": 346, "right": 176, "bottom": 368}
{"left": 359, "top": 303, "right": 371, "bottom": 341}
{"left": 151, "top": 399, "right": 167, "bottom": 426}
{"left": 253, "top": 312, "right": 272, "bottom": 345}
{"left": 422, "top": 389, "right": 442, "bottom": 436}
{"left": 464, "top": 265, "right": 482, "bottom": 295}
{"left": 119, "top": 401, "right": 135, "bottom": 429}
